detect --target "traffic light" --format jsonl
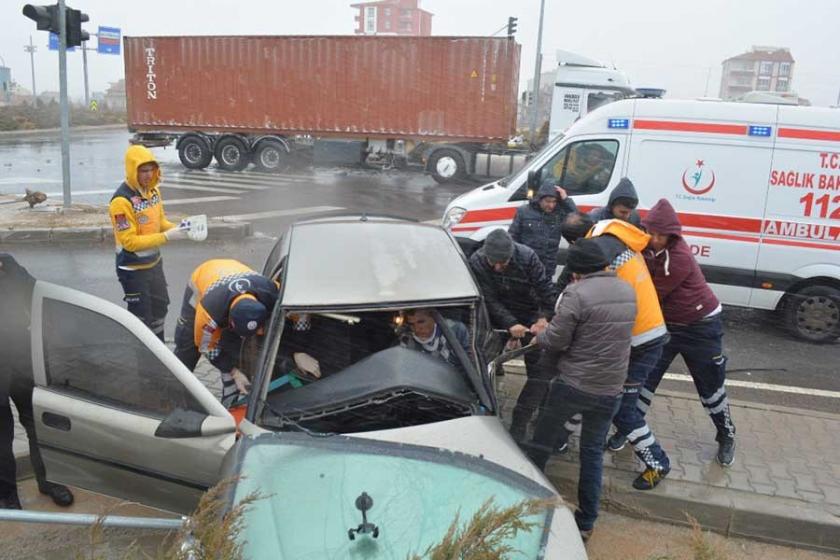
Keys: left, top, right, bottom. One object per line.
{"left": 66, "top": 8, "right": 89, "bottom": 47}
{"left": 22, "top": 4, "right": 60, "bottom": 34}
{"left": 507, "top": 16, "right": 518, "bottom": 37}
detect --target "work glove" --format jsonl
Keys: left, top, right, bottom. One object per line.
{"left": 164, "top": 227, "right": 189, "bottom": 241}
{"left": 293, "top": 352, "right": 322, "bottom": 379}
{"left": 231, "top": 368, "right": 252, "bottom": 395}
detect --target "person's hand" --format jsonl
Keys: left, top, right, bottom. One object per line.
{"left": 231, "top": 368, "right": 251, "bottom": 395}
{"left": 530, "top": 318, "right": 549, "bottom": 335}
{"left": 293, "top": 352, "right": 321, "bottom": 379}
{"left": 509, "top": 324, "right": 529, "bottom": 338}
{"left": 504, "top": 337, "right": 522, "bottom": 351}
{"left": 555, "top": 186, "right": 568, "bottom": 200}
{"left": 164, "top": 227, "right": 189, "bottom": 241}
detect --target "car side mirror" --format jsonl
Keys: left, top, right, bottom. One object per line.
{"left": 155, "top": 408, "right": 208, "bottom": 438}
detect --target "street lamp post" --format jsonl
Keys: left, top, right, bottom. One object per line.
{"left": 57, "top": 0, "right": 72, "bottom": 208}
{"left": 528, "top": 0, "right": 547, "bottom": 144}
{"left": 24, "top": 36, "right": 37, "bottom": 99}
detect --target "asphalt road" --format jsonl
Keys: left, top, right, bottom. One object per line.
{"left": 2, "top": 127, "right": 838, "bottom": 415}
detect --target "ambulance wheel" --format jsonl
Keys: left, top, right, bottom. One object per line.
{"left": 784, "top": 284, "right": 840, "bottom": 343}
{"left": 214, "top": 136, "right": 250, "bottom": 171}
{"left": 429, "top": 149, "right": 466, "bottom": 183}
{"left": 178, "top": 136, "right": 212, "bottom": 169}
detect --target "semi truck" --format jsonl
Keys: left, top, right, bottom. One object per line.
{"left": 125, "top": 35, "right": 529, "bottom": 182}
{"left": 125, "top": 36, "right": 641, "bottom": 182}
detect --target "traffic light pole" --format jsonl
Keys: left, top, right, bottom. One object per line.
{"left": 81, "top": 41, "right": 89, "bottom": 106}
{"left": 528, "top": 0, "right": 546, "bottom": 144}
{"left": 57, "top": 0, "right": 72, "bottom": 208}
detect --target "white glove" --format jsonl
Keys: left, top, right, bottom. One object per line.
{"left": 165, "top": 227, "right": 189, "bottom": 241}
{"left": 293, "top": 352, "right": 321, "bottom": 379}
{"left": 231, "top": 368, "right": 251, "bottom": 395}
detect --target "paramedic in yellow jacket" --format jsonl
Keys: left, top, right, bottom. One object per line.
{"left": 109, "top": 145, "right": 196, "bottom": 340}
{"left": 552, "top": 213, "right": 672, "bottom": 491}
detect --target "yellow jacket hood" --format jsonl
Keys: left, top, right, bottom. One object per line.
{"left": 124, "top": 145, "right": 160, "bottom": 191}
{"left": 590, "top": 219, "right": 650, "bottom": 253}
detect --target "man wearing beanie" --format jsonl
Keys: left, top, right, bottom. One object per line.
{"left": 588, "top": 177, "right": 642, "bottom": 227}
{"left": 174, "top": 259, "right": 279, "bottom": 407}
{"left": 525, "top": 238, "right": 636, "bottom": 542}
{"left": 468, "top": 229, "right": 557, "bottom": 441}
{"left": 509, "top": 178, "right": 577, "bottom": 278}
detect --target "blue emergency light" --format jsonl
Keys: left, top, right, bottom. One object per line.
{"left": 748, "top": 125, "right": 772, "bottom": 137}
{"left": 608, "top": 118, "right": 630, "bottom": 129}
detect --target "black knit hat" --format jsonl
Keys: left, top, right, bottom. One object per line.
{"left": 481, "top": 229, "right": 515, "bottom": 264}
{"left": 565, "top": 238, "right": 609, "bottom": 274}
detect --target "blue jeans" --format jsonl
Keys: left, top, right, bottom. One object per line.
{"left": 613, "top": 338, "right": 670, "bottom": 472}
{"left": 524, "top": 380, "right": 620, "bottom": 531}
{"left": 641, "top": 315, "right": 735, "bottom": 441}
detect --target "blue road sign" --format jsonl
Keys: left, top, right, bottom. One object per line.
{"left": 48, "top": 33, "right": 76, "bottom": 52}
{"left": 97, "top": 26, "right": 121, "bottom": 55}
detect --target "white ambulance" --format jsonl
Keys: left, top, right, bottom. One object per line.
{"left": 442, "top": 98, "right": 840, "bottom": 342}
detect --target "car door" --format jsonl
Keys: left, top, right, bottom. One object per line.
{"left": 29, "top": 281, "right": 237, "bottom": 514}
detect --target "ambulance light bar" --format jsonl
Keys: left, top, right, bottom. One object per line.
{"left": 748, "top": 125, "right": 772, "bottom": 137}
{"left": 608, "top": 118, "right": 630, "bottom": 129}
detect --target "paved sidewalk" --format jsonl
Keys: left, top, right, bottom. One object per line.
{"left": 498, "top": 365, "right": 840, "bottom": 553}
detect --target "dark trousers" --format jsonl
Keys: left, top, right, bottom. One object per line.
{"left": 173, "top": 287, "right": 200, "bottom": 371}
{"left": 641, "top": 315, "right": 735, "bottom": 441}
{"left": 0, "top": 376, "right": 48, "bottom": 498}
{"left": 612, "top": 339, "right": 670, "bottom": 472}
{"left": 510, "top": 347, "right": 552, "bottom": 440}
{"left": 117, "top": 260, "right": 169, "bottom": 342}
{"left": 525, "top": 380, "right": 620, "bottom": 531}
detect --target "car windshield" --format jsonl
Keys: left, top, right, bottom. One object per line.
{"left": 498, "top": 133, "right": 566, "bottom": 187}
{"left": 233, "top": 435, "right": 554, "bottom": 558}
{"left": 257, "top": 304, "right": 487, "bottom": 433}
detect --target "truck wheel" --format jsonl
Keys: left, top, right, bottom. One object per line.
{"left": 254, "top": 140, "right": 289, "bottom": 173}
{"left": 214, "top": 136, "right": 250, "bottom": 171}
{"left": 429, "top": 149, "right": 466, "bottom": 183}
{"left": 784, "top": 284, "right": 840, "bottom": 343}
{"left": 177, "top": 137, "right": 212, "bottom": 169}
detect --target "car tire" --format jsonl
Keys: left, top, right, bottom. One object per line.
{"left": 429, "top": 149, "right": 466, "bottom": 184}
{"left": 784, "top": 284, "right": 840, "bottom": 343}
{"left": 177, "top": 136, "right": 213, "bottom": 169}
{"left": 214, "top": 136, "right": 250, "bottom": 171}
{"left": 254, "top": 140, "right": 289, "bottom": 173}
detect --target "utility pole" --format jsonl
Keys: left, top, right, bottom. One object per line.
{"left": 24, "top": 36, "right": 37, "bottom": 99}
{"left": 528, "top": 0, "right": 547, "bottom": 144}
{"left": 58, "top": 0, "right": 72, "bottom": 208}
{"left": 81, "top": 40, "right": 89, "bottom": 106}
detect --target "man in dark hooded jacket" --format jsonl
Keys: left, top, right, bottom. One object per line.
{"left": 640, "top": 199, "right": 736, "bottom": 466}
{"left": 468, "top": 229, "right": 557, "bottom": 441}
{"left": 588, "top": 177, "right": 642, "bottom": 227}
{"left": 0, "top": 254, "right": 74, "bottom": 509}
{"left": 509, "top": 179, "right": 577, "bottom": 278}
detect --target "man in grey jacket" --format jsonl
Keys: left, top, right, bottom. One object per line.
{"left": 523, "top": 239, "right": 636, "bottom": 541}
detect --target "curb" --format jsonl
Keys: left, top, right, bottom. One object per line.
{"left": 545, "top": 460, "right": 840, "bottom": 554}
{"left": 0, "top": 221, "right": 252, "bottom": 244}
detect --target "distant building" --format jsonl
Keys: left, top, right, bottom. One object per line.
{"left": 719, "top": 46, "right": 794, "bottom": 100}
{"left": 351, "top": 0, "right": 432, "bottom": 36}
{"left": 104, "top": 79, "right": 126, "bottom": 112}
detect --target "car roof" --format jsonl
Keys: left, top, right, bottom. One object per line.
{"left": 280, "top": 216, "right": 480, "bottom": 307}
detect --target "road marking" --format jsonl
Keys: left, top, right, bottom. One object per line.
{"left": 215, "top": 206, "right": 343, "bottom": 222}
{"left": 159, "top": 182, "right": 244, "bottom": 194}
{"left": 43, "top": 189, "right": 114, "bottom": 197}
{"left": 169, "top": 172, "right": 312, "bottom": 186}
{"left": 164, "top": 178, "right": 269, "bottom": 191}
{"left": 663, "top": 373, "right": 840, "bottom": 399}
{"left": 0, "top": 178, "right": 62, "bottom": 185}
{"left": 163, "top": 196, "right": 239, "bottom": 206}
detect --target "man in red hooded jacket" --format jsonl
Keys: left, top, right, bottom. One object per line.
{"left": 640, "top": 199, "right": 736, "bottom": 467}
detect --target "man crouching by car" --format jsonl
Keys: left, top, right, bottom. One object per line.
{"left": 523, "top": 239, "right": 636, "bottom": 543}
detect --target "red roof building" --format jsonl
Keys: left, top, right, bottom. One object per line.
{"left": 351, "top": 0, "right": 433, "bottom": 36}
{"left": 719, "top": 46, "right": 795, "bottom": 100}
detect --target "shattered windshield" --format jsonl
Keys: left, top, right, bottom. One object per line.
{"left": 233, "top": 435, "right": 554, "bottom": 559}
{"left": 257, "top": 304, "right": 487, "bottom": 434}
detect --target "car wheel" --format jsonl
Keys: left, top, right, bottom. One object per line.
{"left": 429, "top": 149, "right": 466, "bottom": 184}
{"left": 784, "top": 284, "right": 840, "bottom": 343}
{"left": 214, "top": 136, "right": 250, "bottom": 171}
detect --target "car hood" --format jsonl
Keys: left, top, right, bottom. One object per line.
{"left": 231, "top": 432, "right": 586, "bottom": 559}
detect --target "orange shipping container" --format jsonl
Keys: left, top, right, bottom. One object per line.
{"left": 124, "top": 35, "right": 521, "bottom": 143}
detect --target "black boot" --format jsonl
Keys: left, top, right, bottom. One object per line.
{"left": 0, "top": 492, "right": 22, "bottom": 509}
{"left": 39, "top": 482, "right": 74, "bottom": 507}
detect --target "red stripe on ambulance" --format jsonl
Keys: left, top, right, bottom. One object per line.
{"left": 777, "top": 128, "right": 840, "bottom": 142}
{"left": 634, "top": 120, "right": 747, "bottom": 135}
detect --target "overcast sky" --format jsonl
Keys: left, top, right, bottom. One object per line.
{"left": 2, "top": 0, "right": 838, "bottom": 106}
